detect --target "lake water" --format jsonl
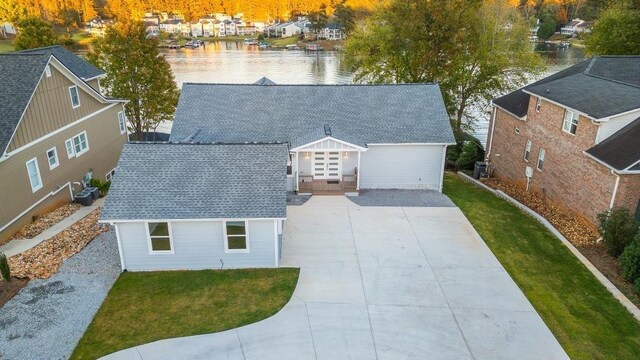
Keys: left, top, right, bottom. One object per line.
{"left": 158, "top": 41, "right": 585, "bottom": 143}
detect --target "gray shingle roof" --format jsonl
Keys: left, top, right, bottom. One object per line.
{"left": 0, "top": 53, "right": 50, "bottom": 154}
{"left": 169, "top": 84, "right": 455, "bottom": 146}
{"left": 586, "top": 117, "right": 640, "bottom": 171}
{"left": 494, "top": 57, "right": 640, "bottom": 119}
{"left": 100, "top": 143, "right": 288, "bottom": 221}
{"left": 18, "top": 45, "right": 105, "bottom": 80}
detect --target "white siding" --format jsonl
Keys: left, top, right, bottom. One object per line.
{"left": 116, "top": 219, "right": 277, "bottom": 271}
{"left": 298, "top": 153, "right": 312, "bottom": 176}
{"left": 597, "top": 109, "right": 640, "bottom": 143}
{"left": 359, "top": 145, "right": 445, "bottom": 190}
{"left": 342, "top": 152, "right": 358, "bottom": 176}
{"left": 287, "top": 176, "right": 295, "bottom": 191}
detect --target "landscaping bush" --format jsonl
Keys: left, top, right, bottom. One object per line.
{"left": 0, "top": 251, "right": 10, "bottom": 281}
{"left": 597, "top": 207, "right": 639, "bottom": 257}
{"left": 619, "top": 233, "right": 640, "bottom": 283}
{"left": 635, "top": 278, "right": 640, "bottom": 296}
{"left": 456, "top": 141, "right": 479, "bottom": 170}
{"left": 88, "top": 178, "right": 111, "bottom": 196}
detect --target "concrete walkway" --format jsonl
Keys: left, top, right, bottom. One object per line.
{"left": 0, "top": 198, "right": 104, "bottom": 257}
{"left": 102, "top": 196, "right": 568, "bottom": 360}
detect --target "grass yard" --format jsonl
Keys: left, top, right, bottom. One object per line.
{"left": 71, "top": 268, "right": 299, "bottom": 359}
{"left": 267, "top": 36, "right": 300, "bottom": 47}
{"left": 0, "top": 39, "right": 14, "bottom": 53}
{"left": 443, "top": 173, "right": 640, "bottom": 359}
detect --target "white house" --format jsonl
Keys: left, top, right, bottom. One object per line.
{"left": 319, "top": 23, "right": 345, "bottom": 40}
{"left": 159, "top": 19, "right": 184, "bottom": 34}
{"left": 561, "top": 18, "right": 592, "bottom": 35}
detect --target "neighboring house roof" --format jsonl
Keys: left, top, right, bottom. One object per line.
{"left": 493, "top": 57, "right": 640, "bottom": 119}
{"left": 169, "top": 84, "right": 455, "bottom": 146}
{"left": 100, "top": 143, "right": 288, "bottom": 221}
{"left": 18, "top": 45, "right": 105, "bottom": 80}
{"left": 586, "top": 117, "right": 640, "bottom": 171}
{"left": 253, "top": 77, "right": 276, "bottom": 85}
{"left": 0, "top": 53, "right": 50, "bottom": 157}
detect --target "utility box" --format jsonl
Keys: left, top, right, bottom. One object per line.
{"left": 74, "top": 191, "right": 94, "bottom": 206}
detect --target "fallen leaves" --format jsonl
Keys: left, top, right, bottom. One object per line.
{"left": 9, "top": 203, "right": 83, "bottom": 241}
{"left": 481, "top": 178, "right": 599, "bottom": 246}
{"left": 9, "top": 210, "right": 108, "bottom": 280}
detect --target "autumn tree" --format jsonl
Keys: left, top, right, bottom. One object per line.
{"left": 585, "top": 1, "right": 640, "bottom": 55}
{"left": 344, "top": 0, "right": 541, "bottom": 135}
{"left": 309, "top": 3, "right": 329, "bottom": 31}
{"left": 332, "top": 0, "right": 355, "bottom": 33}
{"left": 13, "top": 17, "right": 62, "bottom": 50}
{"left": 87, "top": 21, "right": 179, "bottom": 139}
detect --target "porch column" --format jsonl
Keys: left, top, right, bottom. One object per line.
{"left": 295, "top": 151, "right": 299, "bottom": 192}
{"left": 356, "top": 151, "right": 361, "bottom": 190}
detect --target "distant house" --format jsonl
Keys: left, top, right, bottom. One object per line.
{"left": 0, "top": 46, "right": 128, "bottom": 241}
{"left": 144, "top": 21, "right": 160, "bottom": 37}
{"left": 85, "top": 17, "right": 115, "bottom": 37}
{"left": 560, "top": 18, "right": 592, "bottom": 36}
{"left": 1, "top": 22, "right": 16, "bottom": 37}
{"left": 320, "top": 23, "right": 345, "bottom": 41}
{"left": 486, "top": 57, "right": 640, "bottom": 224}
{"left": 100, "top": 80, "right": 455, "bottom": 271}
{"left": 159, "top": 19, "right": 184, "bottom": 34}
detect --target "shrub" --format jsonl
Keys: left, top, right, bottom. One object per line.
{"left": 635, "top": 278, "right": 640, "bottom": 296}
{"left": 88, "top": 178, "right": 112, "bottom": 196}
{"left": 619, "top": 234, "right": 640, "bottom": 283}
{"left": 456, "top": 141, "right": 479, "bottom": 170}
{"left": 0, "top": 251, "right": 10, "bottom": 282}
{"left": 597, "top": 207, "right": 639, "bottom": 257}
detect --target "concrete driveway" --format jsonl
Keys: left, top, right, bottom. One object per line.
{"left": 103, "top": 196, "right": 568, "bottom": 360}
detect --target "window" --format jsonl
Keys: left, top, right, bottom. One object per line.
{"left": 535, "top": 97, "right": 542, "bottom": 112}
{"left": 68, "top": 85, "right": 81, "bottom": 108}
{"left": 225, "top": 221, "right": 249, "bottom": 252}
{"left": 562, "top": 110, "right": 579, "bottom": 134}
{"left": 72, "top": 132, "right": 89, "bottom": 156}
{"left": 537, "top": 148, "right": 545, "bottom": 171}
{"left": 287, "top": 154, "right": 293, "bottom": 175}
{"left": 524, "top": 140, "right": 532, "bottom": 161}
{"left": 65, "top": 139, "right": 75, "bottom": 158}
{"left": 147, "top": 222, "right": 173, "bottom": 253}
{"left": 46, "top": 147, "right": 59, "bottom": 169}
{"left": 117, "top": 111, "right": 127, "bottom": 135}
{"left": 106, "top": 169, "right": 116, "bottom": 181}
{"left": 26, "top": 158, "right": 43, "bottom": 192}
{"left": 45, "top": 65, "right": 51, "bottom": 78}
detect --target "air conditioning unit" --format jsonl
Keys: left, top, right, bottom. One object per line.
{"left": 525, "top": 166, "right": 533, "bottom": 179}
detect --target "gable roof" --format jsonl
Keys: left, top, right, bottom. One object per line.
{"left": 253, "top": 77, "right": 276, "bottom": 85}
{"left": 100, "top": 143, "right": 288, "bottom": 221}
{"left": 169, "top": 84, "right": 455, "bottom": 146}
{"left": 586, "top": 117, "right": 640, "bottom": 171}
{"left": 17, "top": 45, "right": 104, "bottom": 80}
{"left": 494, "top": 57, "right": 640, "bottom": 119}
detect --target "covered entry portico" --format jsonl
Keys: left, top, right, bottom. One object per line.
{"left": 290, "top": 130, "right": 367, "bottom": 194}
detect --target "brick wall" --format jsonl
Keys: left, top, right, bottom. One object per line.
{"left": 487, "top": 96, "right": 618, "bottom": 224}
{"left": 615, "top": 175, "right": 640, "bottom": 217}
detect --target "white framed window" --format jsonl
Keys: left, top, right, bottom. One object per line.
{"left": 26, "top": 158, "right": 43, "bottom": 192}
{"left": 562, "top": 110, "right": 579, "bottom": 135}
{"left": 146, "top": 222, "right": 174, "bottom": 254}
{"left": 117, "top": 111, "right": 126, "bottom": 135}
{"left": 68, "top": 85, "right": 81, "bottom": 109}
{"left": 224, "top": 221, "right": 249, "bottom": 253}
{"left": 46, "top": 147, "right": 59, "bottom": 170}
{"left": 45, "top": 65, "right": 51, "bottom": 78}
{"left": 72, "top": 131, "right": 89, "bottom": 156}
{"left": 535, "top": 97, "right": 542, "bottom": 112}
{"left": 65, "top": 139, "right": 75, "bottom": 158}
{"left": 524, "top": 140, "right": 532, "bottom": 162}
{"left": 106, "top": 168, "right": 116, "bottom": 181}
{"left": 537, "top": 148, "right": 545, "bottom": 171}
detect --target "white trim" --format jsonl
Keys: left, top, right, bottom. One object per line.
{"left": 536, "top": 148, "right": 545, "bottom": 171}
{"left": 223, "top": 220, "right": 250, "bottom": 253}
{"left": 117, "top": 111, "right": 127, "bottom": 135}
{"left": 106, "top": 168, "right": 116, "bottom": 181}
{"left": 597, "top": 107, "right": 640, "bottom": 122}
{"left": 524, "top": 139, "right": 532, "bottom": 162}
{"left": 45, "top": 65, "right": 51, "bottom": 77}
{"left": 522, "top": 90, "right": 597, "bottom": 121}
{"left": 486, "top": 107, "right": 498, "bottom": 161}
{"left": 610, "top": 172, "right": 620, "bottom": 209}
{"left": 439, "top": 145, "right": 447, "bottom": 192}
{"left": 25, "top": 157, "right": 43, "bottom": 193}
{"left": 72, "top": 131, "right": 89, "bottom": 157}
{"left": 114, "top": 224, "right": 126, "bottom": 271}
{"left": 65, "top": 139, "right": 75, "bottom": 158}
{"left": 624, "top": 160, "right": 640, "bottom": 171}
{"left": 290, "top": 136, "right": 367, "bottom": 152}
{"left": 46, "top": 146, "right": 59, "bottom": 170}
{"left": 562, "top": 109, "right": 579, "bottom": 135}
{"left": 0, "top": 182, "right": 73, "bottom": 233}
{"left": 356, "top": 150, "right": 361, "bottom": 190}
{"left": 99, "top": 217, "right": 286, "bottom": 224}
{"left": 367, "top": 142, "right": 456, "bottom": 146}
{"left": 535, "top": 97, "right": 542, "bottom": 112}
{"left": 273, "top": 220, "right": 279, "bottom": 267}
{"left": 68, "top": 85, "right": 81, "bottom": 109}
{"left": 145, "top": 221, "right": 175, "bottom": 255}
{"left": 2, "top": 103, "right": 119, "bottom": 161}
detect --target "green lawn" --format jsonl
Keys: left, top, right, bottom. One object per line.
{"left": 443, "top": 173, "right": 640, "bottom": 359}
{"left": 267, "top": 36, "right": 300, "bottom": 47}
{"left": 71, "top": 268, "right": 299, "bottom": 359}
{"left": 0, "top": 39, "right": 14, "bottom": 53}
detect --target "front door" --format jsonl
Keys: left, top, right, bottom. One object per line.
{"left": 313, "top": 152, "right": 341, "bottom": 180}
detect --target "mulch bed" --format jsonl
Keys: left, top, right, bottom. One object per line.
{"left": 9, "top": 203, "right": 83, "bottom": 241}
{"left": 8, "top": 209, "right": 108, "bottom": 280}
{"left": 481, "top": 178, "right": 640, "bottom": 307}
{"left": 0, "top": 277, "right": 28, "bottom": 308}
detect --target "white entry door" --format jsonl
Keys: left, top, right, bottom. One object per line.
{"left": 313, "top": 152, "right": 341, "bottom": 180}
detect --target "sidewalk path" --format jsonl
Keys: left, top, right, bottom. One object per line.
{"left": 0, "top": 198, "right": 105, "bottom": 257}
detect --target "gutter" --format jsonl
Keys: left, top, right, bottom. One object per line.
{"left": 486, "top": 106, "right": 497, "bottom": 161}
{"left": 609, "top": 171, "right": 620, "bottom": 209}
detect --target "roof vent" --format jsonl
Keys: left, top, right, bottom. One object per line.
{"left": 324, "top": 124, "right": 332, "bottom": 136}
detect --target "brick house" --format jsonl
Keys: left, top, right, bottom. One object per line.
{"left": 486, "top": 56, "right": 640, "bottom": 224}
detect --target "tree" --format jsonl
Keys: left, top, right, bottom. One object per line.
{"left": 537, "top": 15, "right": 557, "bottom": 39}
{"left": 332, "top": 0, "right": 355, "bottom": 34}
{"left": 344, "top": 0, "right": 541, "bottom": 135}
{"left": 585, "top": 2, "right": 640, "bottom": 55}
{"left": 597, "top": 207, "right": 639, "bottom": 257}
{"left": 87, "top": 21, "right": 179, "bottom": 140}
{"left": 13, "top": 17, "right": 62, "bottom": 50}
{"left": 309, "top": 3, "right": 328, "bottom": 32}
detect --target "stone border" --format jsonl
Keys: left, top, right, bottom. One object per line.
{"left": 456, "top": 172, "right": 640, "bottom": 321}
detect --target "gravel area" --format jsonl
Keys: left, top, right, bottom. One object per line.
{"left": 348, "top": 189, "right": 456, "bottom": 207}
{"left": 0, "top": 229, "right": 120, "bottom": 360}
{"left": 287, "top": 192, "right": 311, "bottom": 206}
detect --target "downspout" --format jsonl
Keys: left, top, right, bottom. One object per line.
{"left": 439, "top": 145, "right": 448, "bottom": 193}
{"left": 486, "top": 106, "right": 497, "bottom": 161}
{"left": 609, "top": 170, "right": 621, "bottom": 209}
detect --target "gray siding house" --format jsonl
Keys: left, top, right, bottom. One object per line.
{"left": 101, "top": 82, "right": 455, "bottom": 271}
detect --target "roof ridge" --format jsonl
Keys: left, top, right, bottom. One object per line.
{"left": 182, "top": 82, "right": 440, "bottom": 87}
{"left": 127, "top": 141, "right": 289, "bottom": 146}
{"left": 583, "top": 57, "right": 640, "bottom": 89}
{"left": 17, "top": 45, "right": 63, "bottom": 53}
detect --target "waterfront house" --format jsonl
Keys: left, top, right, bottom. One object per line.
{"left": 486, "top": 56, "right": 640, "bottom": 224}
{"left": 320, "top": 23, "right": 345, "bottom": 40}
{"left": 159, "top": 19, "right": 183, "bottom": 34}
{"left": 85, "top": 17, "right": 115, "bottom": 37}
{"left": 101, "top": 81, "right": 455, "bottom": 271}
{"left": 0, "top": 46, "right": 128, "bottom": 242}
{"left": 560, "top": 18, "right": 592, "bottom": 36}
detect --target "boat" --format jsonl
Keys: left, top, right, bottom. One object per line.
{"left": 306, "top": 43, "right": 321, "bottom": 51}
{"left": 244, "top": 39, "right": 258, "bottom": 45}
{"left": 286, "top": 44, "right": 302, "bottom": 50}
{"left": 258, "top": 42, "right": 270, "bottom": 48}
